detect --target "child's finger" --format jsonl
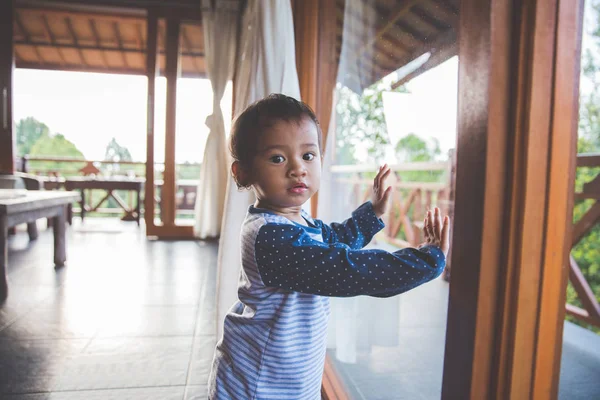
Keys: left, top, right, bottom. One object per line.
{"left": 382, "top": 185, "right": 392, "bottom": 204}
{"left": 440, "top": 215, "right": 450, "bottom": 255}
{"left": 427, "top": 209, "right": 434, "bottom": 240}
{"left": 434, "top": 207, "right": 442, "bottom": 239}
{"left": 423, "top": 216, "right": 430, "bottom": 240}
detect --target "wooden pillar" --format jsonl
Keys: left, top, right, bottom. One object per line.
{"left": 0, "top": 0, "right": 15, "bottom": 174}
{"left": 144, "top": 11, "right": 158, "bottom": 231}
{"left": 162, "top": 18, "right": 180, "bottom": 227}
{"left": 441, "top": 0, "right": 584, "bottom": 399}
{"left": 293, "top": 0, "right": 338, "bottom": 218}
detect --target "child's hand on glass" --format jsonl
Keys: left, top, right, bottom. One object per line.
{"left": 423, "top": 207, "right": 450, "bottom": 256}
{"left": 372, "top": 164, "right": 392, "bottom": 218}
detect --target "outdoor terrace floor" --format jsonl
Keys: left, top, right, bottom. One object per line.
{"left": 0, "top": 219, "right": 598, "bottom": 399}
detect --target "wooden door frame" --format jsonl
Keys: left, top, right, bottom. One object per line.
{"left": 144, "top": 9, "right": 194, "bottom": 238}
{"left": 298, "top": 0, "right": 585, "bottom": 399}
{"left": 0, "top": 0, "right": 15, "bottom": 175}
{"left": 442, "top": 0, "right": 584, "bottom": 399}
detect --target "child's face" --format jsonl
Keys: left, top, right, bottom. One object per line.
{"left": 249, "top": 117, "right": 321, "bottom": 211}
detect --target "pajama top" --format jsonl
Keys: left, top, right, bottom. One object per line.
{"left": 208, "top": 201, "right": 446, "bottom": 400}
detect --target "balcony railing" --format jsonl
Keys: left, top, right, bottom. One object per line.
{"left": 18, "top": 153, "right": 599, "bottom": 327}
{"left": 330, "top": 153, "right": 600, "bottom": 329}
{"left": 18, "top": 155, "right": 201, "bottom": 217}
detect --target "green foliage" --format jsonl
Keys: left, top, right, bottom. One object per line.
{"left": 569, "top": 0, "right": 600, "bottom": 333}
{"left": 16, "top": 117, "right": 50, "bottom": 156}
{"left": 104, "top": 138, "right": 133, "bottom": 162}
{"left": 395, "top": 133, "right": 444, "bottom": 182}
{"left": 335, "top": 81, "right": 408, "bottom": 164}
{"left": 28, "top": 130, "right": 85, "bottom": 174}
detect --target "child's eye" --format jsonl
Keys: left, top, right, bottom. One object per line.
{"left": 269, "top": 155, "right": 285, "bottom": 164}
{"left": 303, "top": 153, "right": 315, "bottom": 161}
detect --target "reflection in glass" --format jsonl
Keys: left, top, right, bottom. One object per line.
{"left": 320, "top": 0, "right": 459, "bottom": 398}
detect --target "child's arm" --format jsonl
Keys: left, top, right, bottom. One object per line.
{"left": 318, "top": 164, "right": 391, "bottom": 249}
{"left": 317, "top": 201, "right": 385, "bottom": 250}
{"left": 254, "top": 224, "right": 445, "bottom": 297}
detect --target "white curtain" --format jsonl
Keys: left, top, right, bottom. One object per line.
{"left": 215, "top": 0, "right": 301, "bottom": 338}
{"left": 193, "top": 0, "right": 241, "bottom": 239}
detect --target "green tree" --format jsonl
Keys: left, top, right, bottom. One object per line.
{"left": 569, "top": 0, "right": 600, "bottom": 333}
{"left": 16, "top": 117, "right": 50, "bottom": 156}
{"left": 335, "top": 80, "right": 408, "bottom": 164}
{"left": 28, "top": 132, "right": 85, "bottom": 174}
{"left": 104, "top": 137, "right": 133, "bottom": 162}
{"left": 395, "top": 133, "right": 444, "bottom": 182}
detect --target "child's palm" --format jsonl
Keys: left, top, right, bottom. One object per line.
{"left": 372, "top": 165, "right": 392, "bottom": 218}
{"left": 423, "top": 207, "right": 450, "bottom": 256}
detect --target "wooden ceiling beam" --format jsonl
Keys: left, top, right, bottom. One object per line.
{"left": 14, "top": 12, "right": 46, "bottom": 64}
{"left": 181, "top": 26, "right": 201, "bottom": 73}
{"left": 135, "top": 23, "right": 145, "bottom": 51}
{"left": 358, "top": 0, "right": 421, "bottom": 54}
{"left": 64, "top": 16, "right": 88, "bottom": 66}
{"left": 17, "top": 6, "right": 146, "bottom": 25}
{"left": 15, "top": 61, "right": 206, "bottom": 78}
{"left": 112, "top": 21, "right": 129, "bottom": 67}
{"left": 13, "top": 40, "right": 204, "bottom": 58}
{"left": 89, "top": 19, "right": 110, "bottom": 67}
{"left": 41, "top": 14, "right": 67, "bottom": 65}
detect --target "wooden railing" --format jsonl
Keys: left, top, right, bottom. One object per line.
{"left": 330, "top": 160, "right": 454, "bottom": 249}
{"left": 18, "top": 155, "right": 201, "bottom": 215}
{"left": 331, "top": 154, "right": 600, "bottom": 328}
{"left": 568, "top": 153, "right": 600, "bottom": 327}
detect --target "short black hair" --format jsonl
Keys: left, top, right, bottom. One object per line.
{"left": 229, "top": 93, "right": 322, "bottom": 188}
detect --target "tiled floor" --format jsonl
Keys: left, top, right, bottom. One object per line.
{"left": 2, "top": 219, "right": 599, "bottom": 399}
{"left": 0, "top": 219, "right": 218, "bottom": 399}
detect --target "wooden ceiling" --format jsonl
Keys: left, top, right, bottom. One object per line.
{"left": 13, "top": 0, "right": 459, "bottom": 89}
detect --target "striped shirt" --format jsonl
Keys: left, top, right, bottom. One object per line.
{"left": 208, "top": 201, "right": 446, "bottom": 399}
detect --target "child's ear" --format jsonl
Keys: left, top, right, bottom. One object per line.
{"left": 231, "top": 161, "right": 251, "bottom": 189}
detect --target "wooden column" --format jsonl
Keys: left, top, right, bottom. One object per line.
{"left": 293, "top": 0, "right": 338, "bottom": 218}
{"left": 145, "top": 11, "right": 158, "bottom": 232}
{"left": 0, "top": 0, "right": 15, "bottom": 174}
{"left": 441, "top": 0, "right": 584, "bottom": 399}
{"left": 162, "top": 18, "right": 180, "bottom": 227}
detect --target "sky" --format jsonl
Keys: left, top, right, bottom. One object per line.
{"left": 14, "top": 70, "right": 232, "bottom": 163}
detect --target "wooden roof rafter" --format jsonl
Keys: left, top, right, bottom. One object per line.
{"left": 89, "top": 19, "right": 110, "bottom": 67}
{"left": 40, "top": 14, "right": 67, "bottom": 65}
{"left": 181, "top": 25, "right": 201, "bottom": 72}
{"left": 64, "top": 16, "right": 88, "bottom": 66}
{"left": 112, "top": 21, "right": 129, "bottom": 67}
{"left": 14, "top": 12, "right": 46, "bottom": 64}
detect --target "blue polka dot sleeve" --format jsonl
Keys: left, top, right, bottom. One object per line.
{"left": 254, "top": 225, "right": 446, "bottom": 298}
{"left": 316, "top": 201, "right": 385, "bottom": 249}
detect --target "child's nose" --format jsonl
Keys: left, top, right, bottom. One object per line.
{"left": 288, "top": 159, "right": 307, "bottom": 177}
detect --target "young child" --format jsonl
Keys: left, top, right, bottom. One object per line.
{"left": 208, "top": 94, "right": 450, "bottom": 400}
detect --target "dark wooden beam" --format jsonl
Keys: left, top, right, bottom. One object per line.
{"left": 144, "top": 9, "right": 158, "bottom": 231}
{"left": 441, "top": 0, "right": 584, "bottom": 398}
{"left": 64, "top": 16, "right": 88, "bottom": 66}
{"left": 162, "top": 17, "right": 180, "bottom": 227}
{"left": 0, "top": 0, "right": 15, "bottom": 174}
{"left": 41, "top": 14, "right": 67, "bottom": 65}
{"left": 15, "top": 11, "right": 45, "bottom": 63}
{"left": 112, "top": 21, "right": 129, "bottom": 67}
{"left": 89, "top": 19, "right": 110, "bottom": 67}
{"left": 14, "top": 40, "right": 204, "bottom": 58}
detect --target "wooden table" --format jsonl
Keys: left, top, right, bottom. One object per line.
{"left": 0, "top": 190, "right": 80, "bottom": 300}
{"left": 64, "top": 177, "right": 143, "bottom": 225}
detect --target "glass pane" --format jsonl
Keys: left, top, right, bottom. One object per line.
{"left": 320, "top": 0, "right": 459, "bottom": 398}
{"left": 559, "top": 1, "right": 600, "bottom": 398}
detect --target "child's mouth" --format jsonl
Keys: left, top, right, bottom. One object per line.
{"left": 289, "top": 183, "right": 308, "bottom": 194}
